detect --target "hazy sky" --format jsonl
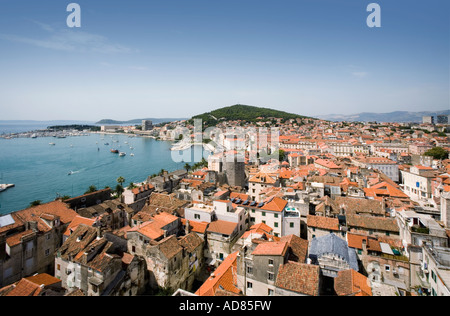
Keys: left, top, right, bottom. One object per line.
{"left": 0, "top": 0, "right": 448, "bottom": 121}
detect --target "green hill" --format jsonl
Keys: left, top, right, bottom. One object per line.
{"left": 192, "top": 104, "right": 310, "bottom": 126}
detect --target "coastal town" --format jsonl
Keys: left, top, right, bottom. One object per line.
{"left": 0, "top": 109, "right": 450, "bottom": 297}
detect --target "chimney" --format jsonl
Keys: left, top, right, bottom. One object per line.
{"left": 362, "top": 238, "right": 368, "bottom": 256}
{"left": 29, "top": 221, "right": 38, "bottom": 233}
{"left": 185, "top": 220, "right": 190, "bottom": 235}
{"left": 96, "top": 226, "right": 102, "bottom": 240}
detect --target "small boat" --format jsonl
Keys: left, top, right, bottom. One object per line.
{"left": 104, "top": 143, "right": 109, "bottom": 146}
{"left": 0, "top": 184, "right": 15, "bottom": 192}
{"left": 119, "top": 152, "right": 126, "bottom": 157}
{"left": 31, "top": 134, "right": 37, "bottom": 138}
{"left": 111, "top": 149, "right": 119, "bottom": 154}
{"left": 130, "top": 153, "right": 135, "bottom": 157}
{"left": 68, "top": 171, "right": 74, "bottom": 176}
{"left": 49, "top": 143, "right": 56, "bottom": 146}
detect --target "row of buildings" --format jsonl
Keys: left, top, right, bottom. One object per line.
{"left": 0, "top": 116, "right": 449, "bottom": 296}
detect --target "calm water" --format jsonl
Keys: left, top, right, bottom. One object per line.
{"left": 0, "top": 133, "right": 208, "bottom": 215}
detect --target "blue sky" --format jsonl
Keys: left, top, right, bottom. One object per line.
{"left": 0, "top": 0, "right": 448, "bottom": 120}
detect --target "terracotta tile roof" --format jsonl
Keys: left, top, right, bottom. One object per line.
{"left": 131, "top": 183, "right": 154, "bottom": 195}
{"left": 315, "top": 159, "right": 341, "bottom": 169}
{"left": 279, "top": 235, "right": 309, "bottom": 263}
{"left": 6, "top": 230, "right": 35, "bottom": 247}
{"left": 157, "top": 235, "right": 183, "bottom": 260}
{"left": 14, "top": 201, "right": 78, "bottom": 233}
{"left": 25, "top": 273, "right": 61, "bottom": 287}
{"left": 347, "top": 233, "right": 382, "bottom": 252}
{"left": 207, "top": 220, "right": 238, "bottom": 236}
{"left": 179, "top": 232, "right": 203, "bottom": 252}
{"left": 260, "top": 197, "right": 287, "bottom": 213}
{"left": 346, "top": 214, "right": 399, "bottom": 233}
{"left": 181, "top": 218, "right": 209, "bottom": 234}
{"left": 250, "top": 223, "right": 273, "bottom": 233}
{"left": 5, "top": 279, "right": 43, "bottom": 296}
{"left": 335, "top": 269, "right": 372, "bottom": 296}
{"left": 275, "top": 261, "right": 320, "bottom": 296}
{"left": 63, "top": 216, "right": 96, "bottom": 237}
{"left": 252, "top": 241, "right": 288, "bottom": 256}
{"left": 249, "top": 172, "right": 277, "bottom": 184}
{"left": 195, "top": 251, "right": 240, "bottom": 296}
{"left": 307, "top": 215, "right": 340, "bottom": 231}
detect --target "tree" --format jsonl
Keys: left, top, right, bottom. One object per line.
{"left": 424, "top": 147, "right": 449, "bottom": 160}
{"left": 117, "top": 176, "right": 125, "bottom": 187}
{"left": 184, "top": 163, "right": 191, "bottom": 173}
{"left": 29, "top": 200, "right": 42, "bottom": 207}
{"left": 84, "top": 185, "right": 97, "bottom": 194}
{"left": 127, "top": 182, "right": 137, "bottom": 190}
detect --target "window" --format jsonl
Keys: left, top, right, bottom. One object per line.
{"left": 45, "top": 249, "right": 50, "bottom": 257}
{"left": 267, "top": 272, "right": 274, "bottom": 281}
{"left": 290, "top": 223, "right": 294, "bottom": 228}
{"left": 247, "top": 282, "right": 253, "bottom": 289}
{"left": 194, "top": 214, "right": 201, "bottom": 220}
{"left": 247, "top": 267, "right": 253, "bottom": 274}
{"left": 268, "top": 289, "right": 274, "bottom": 296}
{"left": 46, "top": 234, "right": 51, "bottom": 240}
{"left": 262, "top": 212, "right": 266, "bottom": 217}
{"left": 274, "top": 214, "right": 278, "bottom": 218}
{"left": 57, "top": 264, "right": 61, "bottom": 271}
{"left": 432, "top": 271, "right": 437, "bottom": 283}
{"left": 385, "top": 265, "right": 391, "bottom": 272}
{"left": 274, "top": 222, "right": 278, "bottom": 228}
{"left": 268, "top": 259, "right": 274, "bottom": 266}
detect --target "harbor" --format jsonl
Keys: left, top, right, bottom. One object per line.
{"left": 0, "top": 133, "right": 210, "bottom": 215}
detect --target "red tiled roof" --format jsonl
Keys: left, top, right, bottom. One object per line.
{"left": 275, "top": 262, "right": 320, "bottom": 296}
{"left": 252, "top": 241, "right": 288, "bottom": 256}
{"left": 335, "top": 269, "right": 372, "bottom": 296}
{"left": 207, "top": 220, "right": 237, "bottom": 236}
{"left": 195, "top": 252, "right": 241, "bottom": 296}
{"left": 307, "top": 215, "right": 340, "bottom": 231}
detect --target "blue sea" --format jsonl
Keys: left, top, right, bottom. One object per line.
{"left": 0, "top": 132, "right": 208, "bottom": 215}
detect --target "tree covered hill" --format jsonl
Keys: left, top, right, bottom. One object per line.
{"left": 191, "top": 104, "right": 311, "bottom": 126}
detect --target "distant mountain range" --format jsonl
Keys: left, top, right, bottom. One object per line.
{"left": 95, "top": 118, "right": 187, "bottom": 125}
{"left": 317, "top": 110, "right": 450, "bottom": 123}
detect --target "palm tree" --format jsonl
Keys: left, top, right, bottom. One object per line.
{"left": 127, "top": 182, "right": 137, "bottom": 190}
{"left": 184, "top": 163, "right": 191, "bottom": 173}
{"left": 117, "top": 176, "right": 125, "bottom": 187}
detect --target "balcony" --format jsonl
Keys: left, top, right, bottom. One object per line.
{"left": 411, "top": 226, "right": 430, "bottom": 235}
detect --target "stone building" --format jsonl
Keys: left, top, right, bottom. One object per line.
{"left": 0, "top": 201, "right": 78, "bottom": 287}
{"left": 55, "top": 225, "right": 147, "bottom": 296}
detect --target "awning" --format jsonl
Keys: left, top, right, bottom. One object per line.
{"left": 380, "top": 242, "right": 394, "bottom": 255}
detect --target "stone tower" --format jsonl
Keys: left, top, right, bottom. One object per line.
{"left": 223, "top": 153, "right": 246, "bottom": 188}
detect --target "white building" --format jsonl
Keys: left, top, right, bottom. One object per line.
{"left": 400, "top": 166, "right": 436, "bottom": 202}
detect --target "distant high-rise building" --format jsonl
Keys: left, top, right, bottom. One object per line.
{"left": 142, "top": 120, "right": 153, "bottom": 131}
{"left": 423, "top": 116, "right": 435, "bottom": 125}
{"left": 437, "top": 115, "right": 449, "bottom": 125}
